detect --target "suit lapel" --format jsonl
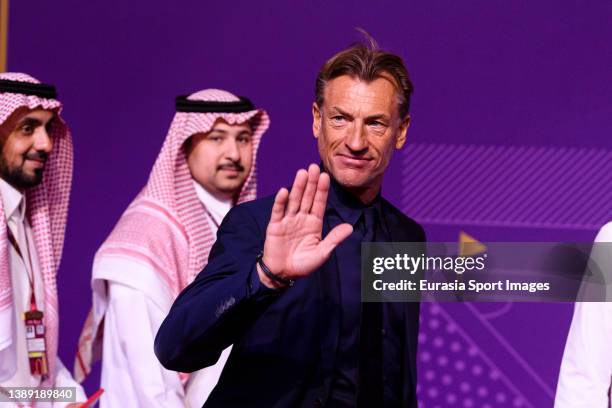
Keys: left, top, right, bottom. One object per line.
{"left": 381, "top": 199, "right": 420, "bottom": 393}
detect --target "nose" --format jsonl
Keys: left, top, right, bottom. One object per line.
{"left": 225, "top": 138, "right": 241, "bottom": 162}
{"left": 344, "top": 121, "right": 368, "bottom": 154}
{"left": 33, "top": 128, "right": 53, "bottom": 154}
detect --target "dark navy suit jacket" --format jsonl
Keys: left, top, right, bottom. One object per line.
{"left": 155, "top": 192, "right": 425, "bottom": 408}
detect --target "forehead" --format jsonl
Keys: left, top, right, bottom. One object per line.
{"left": 10, "top": 108, "right": 54, "bottom": 125}
{"left": 323, "top": 75, "right": 398, "bottom": 116}
{"left": 209, "top": 118, "right": 252, "bottom": 133}
{"left": 24, "top": 108, "right": 54, "bottom": 120}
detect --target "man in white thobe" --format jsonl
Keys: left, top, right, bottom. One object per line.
{"left": 0, "top": 73, "right": 85, "bottom": 407}
{"left": 555, "top": 222, "right": 612, "bottom": 407}
{"left": 74, "top": 89, "right": 269, "bottom": 407}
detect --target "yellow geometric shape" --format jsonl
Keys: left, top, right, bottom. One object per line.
{"left": 458, "top": 231, "right": 487, "bottom": 257}
{"left": 0, "top": 0, "right": 8, "bottom": 72}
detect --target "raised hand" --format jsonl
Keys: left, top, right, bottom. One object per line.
{"left": 258, "top": 164, "right": 353, "bottom": 288}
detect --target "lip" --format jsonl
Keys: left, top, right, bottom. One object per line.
{"left": 335, "top": 154, "right": 373, "bottom": 168}
{"left": 25, "top": 158, "right": 46, "bottom": 167}
{"left": 219, "top": 167, "right": 241, "bottom": 175}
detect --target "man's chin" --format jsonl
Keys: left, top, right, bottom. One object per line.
{"left": 329, "top": 168, "right": 371, "bottom": 188}
{"left": 215, "top": 180, "right": 246, "bottom": 197}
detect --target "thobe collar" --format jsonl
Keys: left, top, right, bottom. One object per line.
{"left": 193, "top": 181, "right": 233, "bottom": 225}
{"left": 0, "top": 177, "right": 26, "bottom": 223}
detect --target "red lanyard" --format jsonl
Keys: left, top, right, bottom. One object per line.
{"left": 6, "top": 223, "right": 49, "bottom": 378}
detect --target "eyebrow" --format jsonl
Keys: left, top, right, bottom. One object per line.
{"left": 207, "top": 129, "right": 252, "bottom": 137}
{"left": 364, "top": 114, "right": 390, "bottom": 122}
{"left": 330, "top": 107, "right": 354, "bottom": 120}
{"left": 330, "top": 106, "right": 390, "bottom": 122}
{"left": 18, "top": 117, "right": 44, "bottom": 128}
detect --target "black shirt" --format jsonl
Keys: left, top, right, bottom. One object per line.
{"left": 325, "top": 178, "right": 389, "bottom": 407}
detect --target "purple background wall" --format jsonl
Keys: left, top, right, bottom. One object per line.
{"left": 6, "top": 1, "right": 612, "bottom": 406}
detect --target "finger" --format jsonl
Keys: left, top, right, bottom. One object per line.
{"left": 287, "top": 169, "right": 308, "bottom": 214}
{"left": 310, "top": 171, "right": 330, "bottom": 218}
{"left": 299, "top": 164, "right": 320, "bottom": 214}
{"left": 319, "top": 223, "right": 353, "bottom": 257}
{"left": 270, "top": 187, "right": 289, "bottom": 223}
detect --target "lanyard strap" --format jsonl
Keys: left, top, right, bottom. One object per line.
{"left": 6, "top": 225, "right": 38, "bottom": 311}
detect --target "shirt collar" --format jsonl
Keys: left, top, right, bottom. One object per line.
{"left": 325, "top": 173, "right": 383, "bottom": 226}
{"left": 0, "top": 177, "right": 26, "bottom": 222}
{"left": 193, "top": 181, "right": 233, "bottom": 222}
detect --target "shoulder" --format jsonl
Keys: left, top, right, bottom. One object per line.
{"left": 381, "top": 198, "right": 426, "bottom": 241}
{"left": 100, "top": 198, "right": 189, "bottom": 261}
{"left": 118, "top": 198, "right": 186, "bottom": 238}
{"left": 234, "top": 194, "right": 276, "bottom": 215}
{"left": 220, "top": 194, "right": 276, "bottom": 233}
{"left": 595, "top": 222, "right": 612, "bottom": 243}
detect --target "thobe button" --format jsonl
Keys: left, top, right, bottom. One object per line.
{"left": 381, "top": 328, "right": 387, "bottom": 336}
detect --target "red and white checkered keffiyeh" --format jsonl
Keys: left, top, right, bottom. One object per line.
{"left": 0, "top": 72, "right": 73, "bottom": 386}
{"left": 74, "top": 89, "right": 269, "bottom": 382}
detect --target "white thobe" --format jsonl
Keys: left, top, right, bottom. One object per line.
{"left": 555, "top": 222, "right": 612, "bottom": 407}
{"left": 99, "top": 182, "right": 233, "bottom": 408}
{"left": 0, "top": 178, "right": 86, "bottom": 407}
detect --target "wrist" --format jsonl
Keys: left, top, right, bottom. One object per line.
{"left": 256, "top": 251, "right": 294, "bottom": 288}
{"left": 256, "top": 264, "right": 287, "bottom": 289}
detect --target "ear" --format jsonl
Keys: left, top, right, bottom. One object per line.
{"left": 312, "top": 102, "right": 322, "bottom": 139}
{"left": 395, "top": 115, "right": 410, "bottom": 149}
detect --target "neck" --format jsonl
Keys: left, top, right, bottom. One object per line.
{"left": 0, "top": 177, "right": 25, "bottom": 194}
{"left": 344, "top": 185, "right": 380, "bottom": 205}
{"left": 211, "top": 190, "right": 234, "bottom": 203}
{"left": 342, "top": 173, "right": 383, "bottom": 205}
{"left": 10, "top": 184, "right": 24, "bottom": 194}
{"left": 194, "top": 182, "right": 235, "bottom": 206}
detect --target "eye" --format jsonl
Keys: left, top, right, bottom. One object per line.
{"left": 237, "top": 134, "right": 252, "bottom": 144}
{"left": 330, "top": 115, "right": 346, "bottom": 124}
{"left": 368, "top": 120, "right": 389, "bottom": 133}
{"left": 21, "top": 124, "right": 34, "bottom": 135}
{"left": 208, "top": 135, "right": 223, "bottom": 143}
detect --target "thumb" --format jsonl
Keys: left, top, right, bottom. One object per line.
{"left": 319, "top": 223, "right": 353, "bottom": 257}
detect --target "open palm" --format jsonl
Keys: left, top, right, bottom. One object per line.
{"left": 261, "top": 164, "right": 353, "bottom": 282}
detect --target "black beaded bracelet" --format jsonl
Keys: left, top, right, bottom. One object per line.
{"left": 256, "top": 251, "right": 294, "bottom": 287}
